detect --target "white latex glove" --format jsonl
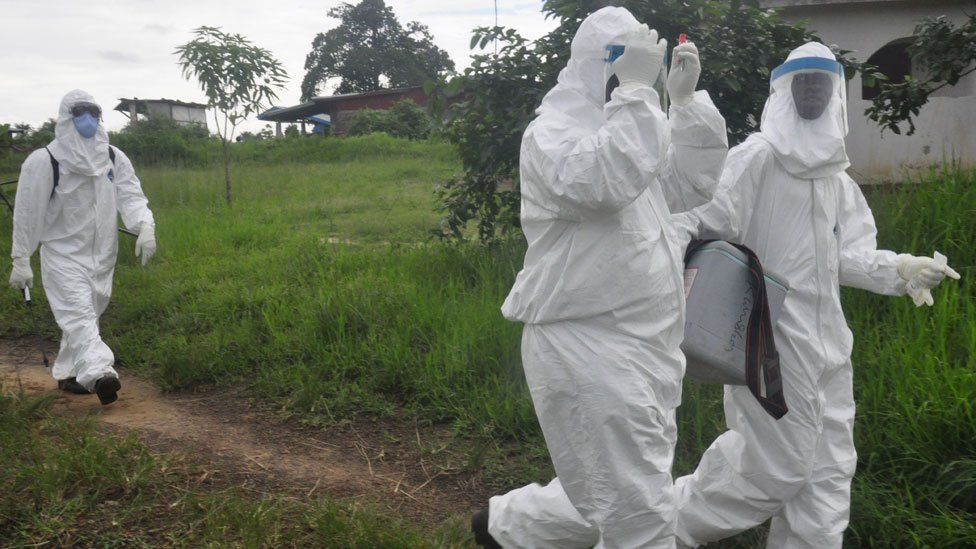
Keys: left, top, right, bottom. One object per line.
{"left": 135, "top": 224, "right": 157, "bottom": 267}
{"left": 612, "top": 25, "right": 667, "bottom": 91}
{"left": 8, "top": 257, "right": 33, "bottom": 289}
{"left": 667, "top": 41, "right": 701, "bottom": 107}
{"left": 897, "top": 252, "right": 961, "bottom": 306}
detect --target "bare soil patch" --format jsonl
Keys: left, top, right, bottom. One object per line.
{"left": 0, "top": 338, "right": 486, "bottom": 527}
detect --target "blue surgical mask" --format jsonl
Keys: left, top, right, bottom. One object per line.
{"left": 73, "top": 112, "right": 99, "bottom": 138}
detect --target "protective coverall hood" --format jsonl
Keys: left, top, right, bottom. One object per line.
{"left": 758, "top": 42, "right": 849, "bottom": 179}
{"left": 48, "top": 90, "right": 111, "bottom": 177}
{"left": 537, "top": 7, "right": 641, "bottom": 118}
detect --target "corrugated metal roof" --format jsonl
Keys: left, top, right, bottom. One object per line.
{"left": 256, "top": 86, "right": 424, "bottom": 122}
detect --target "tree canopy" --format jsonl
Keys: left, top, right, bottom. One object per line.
{"left": 301, "top": 0, "right": 454, "bottom": 100}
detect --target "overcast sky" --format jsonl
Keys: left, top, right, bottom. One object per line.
{"left": 0, "top": 0, "right": 557, "bottom": 133}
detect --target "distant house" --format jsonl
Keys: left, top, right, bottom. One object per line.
{"left": 258, "top": 86, "right": 429, "bottom": 136}
{"left": 760, "top": 0, "right": 975, "bottom": 181}
{"left": 258, "top": 108, "right": 332, "bottom": 137}
{"left": 114, "top": 98, "right": 208, "bottom": 129}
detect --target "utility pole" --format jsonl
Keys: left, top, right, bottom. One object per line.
{"left": 494, "top": 1, "right": 499, "bottom": 55}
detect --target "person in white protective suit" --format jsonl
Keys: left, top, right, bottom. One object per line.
{"left": 8, "top": 90, "right": 157, "bottom": 405}
{"left": 471, "top": 7, "right": 729, "bottom": 548}
{"left": 669, "top": 42, "right": 961, "bottom": 548}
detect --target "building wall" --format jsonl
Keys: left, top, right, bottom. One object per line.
{"left": 143, "top": 101, "right": 208, "bottom": 128}
{"left": 327, "top": 88, "right": 430, "bottom": 135}
{"left": 774, "top": 0, "right": 975, "bottom": 181}
{"left": 171, "top": 105, "right": 208, "bottom": 126}
{"left": 330, "top": 110, "right": 360, "bottom": 136}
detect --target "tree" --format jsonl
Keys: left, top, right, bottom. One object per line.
{"left": 434, "top": 0, "right": 816, "bottom": 242}
{"left": 301, "top": 0, "right": 454, "bottom": 100}
{"left": 864, "top": 14, "right": 976, "bottom": 136}
{"left": 175, "top": 26, "right": 287, "bottom": 206}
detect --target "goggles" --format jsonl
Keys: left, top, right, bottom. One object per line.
{"left": 70, "top": 103, "right": 102, "bottom": 119}
{"left": 605, "top": 44, "right": 625, "bottom": 64}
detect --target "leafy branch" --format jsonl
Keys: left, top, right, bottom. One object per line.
{"left": 866, "top": 14, "right": 976, "bottom": 135}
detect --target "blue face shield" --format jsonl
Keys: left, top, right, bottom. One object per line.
{"left": 72, "top": 112, "right": 99, "bottom": 139}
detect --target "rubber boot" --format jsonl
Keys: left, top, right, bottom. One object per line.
{"left": 94, "top": 376, "right": 121, "bottom": 405}
{"left": 472, "top": 508, "right": 501, "bottom": 548}
{"left": 57, "top": 377, "right": 91, "bottom": 395}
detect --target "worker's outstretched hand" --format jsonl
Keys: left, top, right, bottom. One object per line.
{"left": 9, "top": 257, "right": 33, "bottom": 290}
{"left": 897, "top": 253, "right": 961, "bottom": 306}
{"left": 135, "top": 224, "right": 156, "bottom": 267}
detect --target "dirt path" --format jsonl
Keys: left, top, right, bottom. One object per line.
{"left": 0, "top": 339, "right": 482, "bottom": 526}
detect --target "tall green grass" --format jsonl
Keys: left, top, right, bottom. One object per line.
{"left": 1, "top": 136, "right": 973, "bottom": 545}
{"left": 839, "top": 168, "right": 976, "bottom": 546}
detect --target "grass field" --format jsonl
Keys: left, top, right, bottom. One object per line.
{"left": 1, "top": 135, "right": 973, "bottom": 546}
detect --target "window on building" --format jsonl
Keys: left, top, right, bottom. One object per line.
{"left": 863, "top": 37, "right": 974, "bottom": 100}
{"left": 863, "top": 38, "right": 913, "bottom": 100}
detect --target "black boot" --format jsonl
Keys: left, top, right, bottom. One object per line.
{"left": 57, "top": 377, "right": 91, "bottom": 395}
{"left": 93, "top": 376, "right": 121, "bottom": 405}
{"left": 471, "top": 508, "right": 501, "bottom": 548}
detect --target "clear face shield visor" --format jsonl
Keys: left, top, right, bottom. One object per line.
{"left": 770, "top": 56, "right": 847, "bottom": 131}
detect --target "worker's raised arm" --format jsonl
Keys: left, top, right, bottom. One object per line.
{"left": 657, "top": 39, "right": 728, "bottom": 213}
{"left": 521, "top": 86, "right": 670, "bottom": 220}
{"left": 658, "top": 90, "right": 728, "bottom": 213}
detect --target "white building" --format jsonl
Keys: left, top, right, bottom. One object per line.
{"left": 761, "top": 0, "right": 975, "bottom": 182}
{"left": 114, "top": 98, "right": 208, "bottom": 128}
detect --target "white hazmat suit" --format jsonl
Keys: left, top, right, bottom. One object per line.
{"left": 671, "top": 42, "right": 957, "bottom": 548}
{"left": 10, "top": 90, "right": 155, "bottom": 395}
{"left": 488, "top": 7, "right": 728, "bottom": 548}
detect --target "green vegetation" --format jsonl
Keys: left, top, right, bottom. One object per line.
{"left": 300, "top": 0, "right": 454, "bottom": 99}
{"left": 0, "top": 136, "right": 972, "bottom": 546}
{"left": 110, "top": 116, "right": 212, "bottom": 167}
{"left": 0, "top": 389, "right": 459, "bottom": 547}
{"left": 176, "top": 25, "right": 288, "bottom": 206}
{"left": 348, "top": 100, "right": 433, "bottom": 140}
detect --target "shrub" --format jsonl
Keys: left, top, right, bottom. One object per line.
{"left": 109, "top": 116, "right": 214, "bottom": 166}
{"left": 347, "top": 99, "right": 431, "bottom": 140}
